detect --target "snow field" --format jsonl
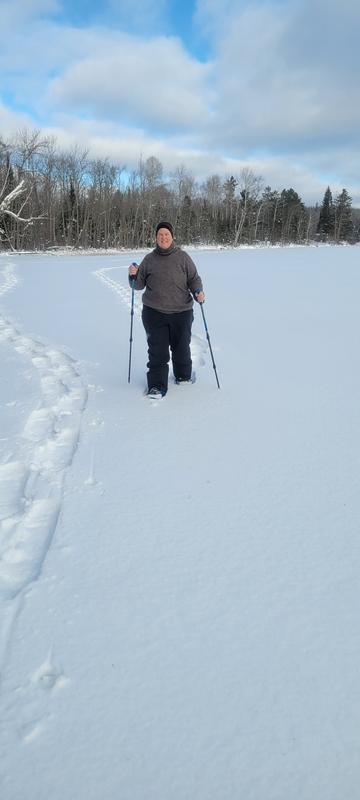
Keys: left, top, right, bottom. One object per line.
{"left": 0, "top": 247, "right": 360, "bottom": 800}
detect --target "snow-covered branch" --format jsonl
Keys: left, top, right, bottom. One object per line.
{"left": 0, "top": 179, "right": 45, "bottom": 223}
{"left": 0, "top": 179, "right": 26, "bottom": 210}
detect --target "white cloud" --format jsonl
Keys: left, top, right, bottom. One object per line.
{"left": 0, "top": 1, "right": 359, "bottom": 205}
{"left": 47, "top": 34, "right": 212, "bottom": 133}
{"left": 195, "top": 0, "right": 360, "bottom": 150}
{"left": 0, "top": 102, "right": 36, "bottom": 137}
{"left": 0, "top": 0, "right": 59, "bottom": 26}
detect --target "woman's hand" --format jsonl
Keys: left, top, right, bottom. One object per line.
{"left": 129, "top": 263, "right": 139, "bottom": 277}
{"left": 195, "top": 290, "right": 205, "bottom": 303}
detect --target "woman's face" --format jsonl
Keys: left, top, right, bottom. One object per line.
{"left": 156, "top": 228, "right": 173, "bottom": 249}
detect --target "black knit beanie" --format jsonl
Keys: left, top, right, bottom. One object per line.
{"left": 156, "top": 221, "right": 174, "bottom": 237}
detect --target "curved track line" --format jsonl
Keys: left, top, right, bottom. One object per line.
{"left": 0, "top": 263, "right": 88, "bottom": 674}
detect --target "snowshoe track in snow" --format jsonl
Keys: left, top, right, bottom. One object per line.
{"left": 0, "top": 262, "right": 18, "bottom": 298}
{"left": 0, "top": 264, "right": 87, "bottom": 670}
{"left": 190, "top": 333, "right": 207, "bottom": 371}
{"left": 93, "top": 265, "right": 143, "bottom": 318}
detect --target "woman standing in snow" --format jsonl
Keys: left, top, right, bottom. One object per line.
{"left": 128, "top": 221, "right": 205, "bottom": 398}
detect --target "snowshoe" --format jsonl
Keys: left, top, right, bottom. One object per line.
{"left": 174, "top": 372, "right": 196, "bottom": 385}
{"left": 146, "top": 387, "right": 166, "bottom": 399}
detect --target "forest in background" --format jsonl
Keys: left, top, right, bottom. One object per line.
{"left": 1, "top": 130, "right": 359, "bottom": 251}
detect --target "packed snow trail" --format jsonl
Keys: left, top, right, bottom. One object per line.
{"left": 1, "top": 249, "right": 360, "bottom": 800}
{"left": 0, "top": 263, "right": 87, "bottom": 675}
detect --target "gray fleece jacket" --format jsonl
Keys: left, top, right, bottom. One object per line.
{"left": 131, "top": 245, "right": 203, "bottom": 314}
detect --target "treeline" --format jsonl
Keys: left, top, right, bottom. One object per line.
{"left": 0, "top": 129, "right": 359, "bottom": 250}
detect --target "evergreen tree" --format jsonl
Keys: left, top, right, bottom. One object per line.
{"left": 223, "top": 175, "right": 237, "bottom": 204}
{"left": 278, "top": 188, "right": 307, "bottom": 243}
{"left": 317, "top": 186, "right": 335, "bottom": 240}
{"left": 334, "top": 189, "right": 354, "bottom": 242}
{"left": 258, "top": 186, "right": 281, "bottom": 242}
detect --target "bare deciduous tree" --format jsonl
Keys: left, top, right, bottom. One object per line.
{"left": 0, "top": 126, "right": 357, "bottom": 250}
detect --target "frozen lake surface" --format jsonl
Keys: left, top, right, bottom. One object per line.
{"left": 1, "top": 245, "right": 360, "bottom": 799}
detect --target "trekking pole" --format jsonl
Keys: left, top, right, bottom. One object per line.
{"left": 128, "top": 264, "right": 137, "bottom": 383}
{"left": 196, "top": 296, "right": 220, "bottom": 389}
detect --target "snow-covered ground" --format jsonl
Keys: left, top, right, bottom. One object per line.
{"left": 1, "top": 246, "right": 360, "bottom": 799}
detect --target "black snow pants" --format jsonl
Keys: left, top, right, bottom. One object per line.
{"left": 142, "top": 305, "right": 193, "bottom": 393}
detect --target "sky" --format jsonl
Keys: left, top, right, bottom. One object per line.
{"left": 0, "top": 0, "right": 359, "bottom": 204}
